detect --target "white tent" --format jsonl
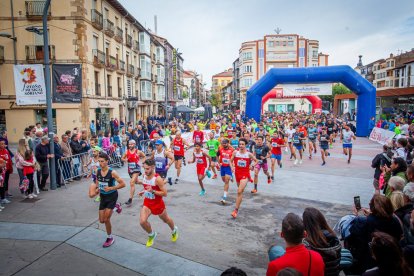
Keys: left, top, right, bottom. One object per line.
{"left": 194, "top": 106, "right": 205, "bottom": 113}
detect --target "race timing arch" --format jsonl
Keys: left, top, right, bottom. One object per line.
{"left": 261, "top": 90, "right": 322, "bottom": 114}
{"left": 245, "top": 66, "right": 376, "bottom": 137}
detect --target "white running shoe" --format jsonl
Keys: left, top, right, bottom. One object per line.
{"left": 32, "top": 194, "right": 38, "bottom": 198}
{"left": 299, "top": 160, "right": 303, "bottom": 164}
{"left": 294, "top": 159, "right": 298, "bottom": 165}
{"left": 28, "top": 194, "right": 34, "bottom": 199}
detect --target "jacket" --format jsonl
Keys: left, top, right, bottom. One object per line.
{"left": 54, "top": 143, "right": 63, "bottom": 160}
{"left": 0, "top": 148, "right": 13, "bottom": 173}
{"left": 15, "top": 152, "right": 34, "bottom": 170}
{"left": 371, "top": 152, "right": 392, "bottom": 180}
{"left": 60, "top": 141, "right": 72, "bottom": 157}
{"left": 35, "top": 143, "right": 50, "bottom": 163}
{"left": 70, "top": 140, "right": 82, "bottom": 155}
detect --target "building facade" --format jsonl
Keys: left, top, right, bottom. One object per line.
{"left": 211, "top": 69, "right": 233, "bottom": 110}
{"left": 236, "top": 34, "right": 329, "bottom": 112}
{"left": 182, "top": 70, "right": 203, "bottom": 108}
{"left": 0, "top": 0, "right": 182, "bottom": 143}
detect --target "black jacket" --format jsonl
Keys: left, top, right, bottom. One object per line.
{"left": 35, "top": 143, "right": 50, "bottom": 163}
{"left": 54, "top": 143, "right": 63, "bottom": 160}
{"left": 371, "top": 152, "right": 392, "bottom": 180}
{"left": 70, "top": 140, "right": 82, "bottom": 155}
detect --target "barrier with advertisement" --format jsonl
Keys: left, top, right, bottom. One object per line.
{"left": 369, "top": 127, "right": 395, "bottom": 145}
{"left": 282, "top": 83, "right": 333, "bottom": 96}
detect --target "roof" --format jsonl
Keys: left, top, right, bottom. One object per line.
{"left": 212, "top": 69, "right": 233, "bottom": 78}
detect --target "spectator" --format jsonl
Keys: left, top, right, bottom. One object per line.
{"left": 69, "top": 134, "right": 82, "bottom": 180}
{"left": 15, "top": 139, "right": 30, "bottom": 187}
{"left": 302, "top": 207, "right": 341, "bottom": 276}
{"left": 29, "top": 131, "right": 43, "bottom": 151}
{"left": 53, "top": 135, "right": 63, "bottom": 187}
{"left": 113, "top": 117, "right": 119, "bottom": 131}
{"left": 267, "top": 213, "right": 325, "bottom": 276}
{"left": 90, "top": 120, "right": 96, "bottom": 136}
{"left": 60, "top": 134, "right": 72, "bottom": 182}
{"left": 368, "top": 117, "right": 375, "bottom": 136}
{"left": 371, "top": 145, "right": 393, "bottom": 193}
{"left": 362, "top": 232, "right": 413, "bottom": 276}
{"left": 395, "top": 138, "right": 408, "bottom": 160}
{"left": 80, "top": 130, "right": 91, "bottom": 175}
{"left": 22, "top": 149, "right": 36, "bottom": 198}
{"left": 101, "top": 130, "right": 112, "bottom": 152}
{"left": 0, "top": 140, "right": 13, "bottom": 202}
{"left": 390, "top": 191, "right": 405, "bottom": 211}
{"left": 96, "top": 119, "right": 101, "bottom": 132}
{"left": 384, "top": 157, "right": 408, "bottom": 197}
{"left": 35, "top": 122, "right": 43, "bottom": 132}
{"left": 34, "top": 136, "right": 53, "bottom": 191}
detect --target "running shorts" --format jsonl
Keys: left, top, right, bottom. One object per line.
{"left": 294, "top": 144, "right": 303, "bottom": 151}
{"left": 144, "top": 200, "right": 166, "bottom": 216}
{"left": 320, "top": 145, "right": 329, "bottom": 150}
{"left": 235, "top": 173, "right": 250, "bottom": 184}
{"left": 271, "top": 154, "right": 282, "bottom": 160}
{"left": 255, "top": 162, "right": 269, "bottom": 172}
{"left": 220, "top": 166, "right": 232, "bottom": 177}
{"left": 174, "top": 155, "right": 184, "bottom": 161}
{"left": 99, "top": 192, "right": 118, "bottom": 210}
{"left": 197, "top": 166, "right": 207, "bottom": 176}
{"left": 343, "top": 144, "right": 352, "bottom": 149}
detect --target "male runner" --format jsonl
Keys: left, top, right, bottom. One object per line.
{"left": 137, "top": 159, "right": 178, "bottom": 247}
{"left": 89, "top": 152, "right": 126, "bottom": 247}
{"left": 171, "top": 131, "right": 189, "bottom": 184}
{"left": 217, "top": 139, "right": 234, "bottom": 204}
{"left": 341, "top": 124, "right": 356, "bottom": 164}
{"left": 270, "top": 131, "right": 286, "bottom": 179}
{"left": 151, "top": 140, "right": 174, "bottom": 184}
{"left": 188, "top": 142, "right": 212, "bottom": 196}
{"left": 318, "top": 128, "right": 330, "bottom": 166}
{"left": 307, "top": 122, "right": 318, "bottom": 159}
{"left": 292, "top": 126, "right": 305, "bottom": 165}
{"left": 192, "top": 126, "right": 204, "bottom": 144}
{"left": 230, "top": 138, "right": 258, "bottom": 218}
{"left": 121, "top": 140, "right": 146, "bottom": 206}
{"left": 285, "top": 124, "right": 296, "bottom": 159}
{"left": 206, "top": 132, "right": 220, "bottom": 179}
{"left": 85, "top": 146, "right": 101, "bottom": 202}
{"left": 252, "top": 136, "right": 271, "bottom": 193}
{"left": 230, "top": 131, "right": 239, "bottom": 149}
{"left": 326, "top": 118, "right": 336, "bottom": 149}
{"left": 298, "top": 122, "right": 308, "bottom": 150}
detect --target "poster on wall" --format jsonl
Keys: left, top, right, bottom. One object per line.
{"left": 52, "top": 64, "right": 82, "bottom": 103}
{"left": 13, "top": 64, "right": 47, "bottom": 105}
{"left": 282, "top": 83, "right": 332, "bottom": 96}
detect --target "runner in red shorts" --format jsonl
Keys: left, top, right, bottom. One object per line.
{"left": 137, "top": 159, "right": 178, "bottom": 247}
{"left": 230, "top": 138, "right": 258, "bottom": 219}
{"left": 188, "top": 142, "right": 212, "bottom": 196}
{"left": 171, "top": 131, "right": 189, "bottom": 184}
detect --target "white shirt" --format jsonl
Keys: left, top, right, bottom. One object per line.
{"left": 286, "top": 129, "right": 296, "bottom": 142}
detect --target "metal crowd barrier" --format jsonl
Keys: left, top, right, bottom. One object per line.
{"left": 104, "top": 147, "right": 123, "bottom": 168}
{"left": 140, "top": 140, "right": 154, "bottom": 157}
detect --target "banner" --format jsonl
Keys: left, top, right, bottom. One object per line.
{"left": 52, "top": 64, "right": 82, "bottom": 103}
{"left": 282, "top": 83, "right": 332, "bottom": 96}
{"left": 13, "top": 64, "right": 47, "bottom": 105}
{"left": 369, "top": 127, "right": 395, "bottom": 145}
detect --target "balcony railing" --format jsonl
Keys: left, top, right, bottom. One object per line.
{"left": 133, "top": 40, "right": 139, "bottom": 52}
{"left": 117, "top": 60, "right": 125, "bottom": 73}
{"left": 25, "top": 1, "right": 51, "bottom": 18}
{"left": 0, "top": 46, "right": 4, "bottom": 64}
{"left": 127, "top": 64, "right": 134, "bottom": 76}
{"left": 107, "top": 85, "right": 112, "bottom": 97}
{"left": 104, "top": 19, "right": 114, "bottom": 37}
{"left": 126, "top": 34, "right": 132, "bottom": 47}
{"left": 135, "top": 67, "right": 141, "bottom": 79}
{"left": 92, "top": 49, "right": 105, "bottom": 67}
{"left": 106, "top": 55, "right": 117, "bottom": 71}
{"left": 91, "top": 9, "right": 103, "bottom": 30}
{"left": 95, "top": 83, "right": 101, "bottom": 96}
{"left": 114, "top": 27, "right": 123, "bottom": 43}
{"left": 25, "top": 45, "right": 55, "bottom": 61}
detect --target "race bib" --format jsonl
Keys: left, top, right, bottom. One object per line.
{"left": 209, "top": 145, "right": 215, "bottom": 150}
{"left": 98, "top": 181, "right": 108, "bottom": 190}
{"left": 293, "top": 138, "right": 299, "bottom": 144}
{"left": 144, "top": 191, "right": 155, "bottom": 200}
{"left": 174, "top": 146, "right": 180, "bottom": 151}
{"left": 155, "top": 162, "right": 163, "bottom": 169}
{"left": 197, "top": 158, "right": 204, "bottom": 164}
{"left": 237, "top": 160, "right": 247, "bottom": 167}
{"left": 271, "top": 142, "right": 278, "bottom": 147}
{"left": 128, "top": 162, "right": 136, "bottom": 169}
{"left": 222, "top": 158, "right": 230, "bottom": 164}
{"left": 196, "top": 137, "right": 201, "bottom": 142}
{"left": 328, "top": 128, "right": 332, "bottom": 131}
{"left": 309, "top": 134, "right": 315, "bottom": 139}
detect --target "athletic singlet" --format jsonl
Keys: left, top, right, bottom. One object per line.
{"left": 142, "top": 175, "right": 163, "bottom": 205}
{"left": 193, "top": 131, "right": 203, "bottom": 143}
{"left": 271, "top": 138, "right": 284, "bottom": 155}
{"left": 308, "top": 128, "right": 317, "bottom": 140}
{"left": 173, "top": 138, "right": 184, "bottom": 156}
{"left": 97, "top": 168, "right": 116, "bottom": 195}
{"left": 230, "top": 138, "right": 239, "bottom": 148}
{"left": 154, "top": 150, "right": 168, "bottom": 173}
{"left": 226, "top": 128, "right": 234, "bottom": 137}
{"left": 194, "top": 151, "right": 207, "bottom": 167}
{"left": 246, "top": 141, "right": 256, "bottom": 153}
{"left": 90, "top": 157, "right": 100, "bottom": 176}
{"left": 255, "top": 145, "right": 269, "bottom": 164}
{"left": 126, "top": 149, "right": 140, "bottom": 169}
{"left": 234, "top": 151, "right": 251, "bottom": 175}
{"left": 219, "top": 147, "right": 234, "bottom": 167}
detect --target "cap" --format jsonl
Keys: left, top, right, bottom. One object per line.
{"left": 155, "top": 139, "right": 163, "bottom": 145}
{"left": 93, "top": 146, "right": 102, "bottom": 151}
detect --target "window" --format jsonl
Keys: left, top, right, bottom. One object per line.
{"left": 268, "top": 41, "right": 274, "bottom": 47}
{"left": 139, "top": 32, "right": 150, "bottom": 55}
{"left": 92, "top": 0, "right": 97, "bottom": 10}
{"left": 140, "top": 80, "right": 152, "bottom": 100}
{"left": 243, "top": 52, "right": 252, "bottom": 60}
{"left": 93, "top": 35, "right": 98, "bottom": 49}
{"left": 288, "top": 41, "right": 294, "bottom": 46}
{"left": 157, "top": 85, "right": 165, "bottom": 100}
{"left": 312, "top": 50, "right": 318, "bottom": 58}
{"left": 104, "top": 8, "right": 108, "bottom": 19}
{"left": 245, "top": 65, "right": 252, "bottom": 73}
{"left": 157, "top": 65, "right": 164, "bottom": 81}
{"left": 115, "top": 17, "right": 119, "bottom": 27}
{"left": 156, "top": 46, "right": 164, "bottom": 63}
{"left": 140, "top": 55, "right": 151, "bottom": 79}
{"left": 275, "top": 41, "right": 280, "bottom": 46}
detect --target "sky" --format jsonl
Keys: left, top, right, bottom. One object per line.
{"left": 119, "top": 0, "right": 414, "bottom": 88}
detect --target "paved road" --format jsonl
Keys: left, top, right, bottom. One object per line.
{"left": 0, "top": 138, "right": 379, "bottom": 275}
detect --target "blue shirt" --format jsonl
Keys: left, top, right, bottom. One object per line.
{"left": 388, "top": 122, "right": 396, "bottom": 131}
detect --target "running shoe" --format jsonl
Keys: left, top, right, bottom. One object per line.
{"left": 328, "top": 152, "right": 331, "bottom": 156}
{"left": 1, "top": 199, "right": 11, "bottom": 204}
{"left": 206, "top": 170, "right": 212, "bottom": 178}
{"left": 171, "top": 227, "right": 179, "bottom": 242}
{"left": 267, "top": 177, "right": 271, "bottom": 184}
{"left": 216, "top": 164, "right": 220, "bottom": 171}
{"left": 231, "top": 209, "right": 238, "bottom": 219}
{"left": 294, "top": 159, "right": 298, "bottom": 165}
{"left": 199, "top": 190, "right": 206, "bottom": 196}
{"left": 183, "top": 158, "right": 187, "bottom": 166}
{"left": 115, "top": 203, "right": 122, "bottom": 214}
{"left": 146, "top": 232, "right": 158, "bottom": 247}
{"left": 314, "top": 149, "right": 317, "bottom": 154}
{"left": 168, "top": 177, "right": 173, "bottom": 186}
{"left": 231, "top": 177, "right": 234, "bottom": 183}
{"left": 348, "top": 160, "right": 350, "bottom": 164}
{"left": 124, "top": 198, "right": 132, "bottom": 206}
{"left": 32, "top": 193, "right": 37, "bottom": 198}
{"left": 212, "top": 174, "right": 217, "bottom": 179}
{"left": 271, "top": 176, "right": 274, "bottom": 180}
{"left": 221, "top": 196, "right": 227, "bottom": 205}
{"left": 94, "top": 195, "right": 101, "bottom": 202}
{"left": 279, "top": 163, "right": 283, "bottom": 169}
{"left": 322, "top": 161, "right": 326, "bottom": 166}
{"left": 309, "top": 155, "right": 312, "bottom": 159}
{"left": 175, "top": 178, "right": 179, "bottom": 184}
{"left": 28, "top": 194, "right": 34, "bottom": 199}
{"left": 299, "top": 160, "right": 303, "bottom": 165}
{"left": 103, "top": 237, "right": 115, "bottom": 248}
{"left": 251, "top": 189, "right": 257, "bottom": 194}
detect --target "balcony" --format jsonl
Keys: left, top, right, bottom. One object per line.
{"left": 0, "top": 46, "right": 4, "bottom": 64}
{"left": 92, "top": 49, "right": 105, "bottom": 68}
{"left": 135, "top": 68, "right": 141, "bottom": 79}
{"left": 127, "top": 64, "right": 134, "bottom": 77}
{"left": 114, "top": 27, "right": 123, "bottom": 43}
{"left": 117, "top": 60, "right": 125, "bottom": 74}
{"left": 25, "top": 1, "right": 51, "bottom": 19}
{"left": 107, "top": 85, "right": 112, "bottom": 97}
{"left": 106, "top": 55, "right": 117, "bottom": 71}
{"left": 133, "top": 40, "right": 139, "bottom": 52}
{"left": 126, "top": 34, "right": 132, "bottom": 48}
{"left": 25, "top": 45, "right": 55, "bottom": 62}
{"left": 104, "top": 19, "right": 114, "bottom": 37}
{"left": 95, "top": 83, "right": 101, "bottom": 96}
{"left": 91, "top": 9, "right": 103, "bottom": 30}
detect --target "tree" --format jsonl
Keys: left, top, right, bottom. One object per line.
{"left": 182, "top": 90, "right": 189, "bottom": 99}
{"left": 319, "top": 83, "right": 352, "bottom": 103}
{"left": 209, "top": 92, "right": 221, "bottom": 109}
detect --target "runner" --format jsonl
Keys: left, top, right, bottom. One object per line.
{"left": 229, "top": 131, "right": 239, "bottom": 149}
{"left": 307, "top": 122, "right": 318, "bottom": 159}
{"left": 192, "top": 126, "right": 204, "bottom": 144}
{"left": 84, "top": 146, "right": 101, "bottom": 202}
{"left": 121, "top": 140, "right": 146, "bottom": 206}
{"left": 326, "top": 118, "right": 336, "bottom": 149}
{"left": 318, "top": 128, "right": 330, "bottom": 166}
{"left": 252, "top": 135, "right": 271, "bottom": 193}
{"left": 298, "top": 122, "right": 308, "bottom": 150}
{"left": 341, "top": 124, "right": 357, "bottom": 164}
{"left": 171, "top": 131, "right": 189, "bottom": 184}
{"left": 88, "top": 152, "right": 126, "bottom": 248}
{"left": 270, "top": 131, "right": 286, "bottom": 179}
{"left": 285, "top": 124, "right": 296, "bottom": 159}
{"left": 292, "top": 126, "right": 305, "bottom": 165}
{"left": 217, "top": 139, "right": 234, "bottom": 204}
{"left": 230, "top": 138, "right": 258, "bottom": 218}
{"left": 137, "top": 159, "right": 178, "bottom": 247}
{"left": 188, "top": 142, "right": 212, "bottom": 196}
{"left": 206, "top": 132, "right": 220, "bottom": 179}
{"left": 151, "top": 140, "right": 174, "bottom": 185}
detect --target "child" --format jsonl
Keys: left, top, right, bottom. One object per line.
{"left": 23, "top": 149, "right": 36, "bottom": 198}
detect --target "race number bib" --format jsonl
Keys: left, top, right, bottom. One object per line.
{"left": 271, "top": 142, "right": 278, "bottom": 147}
{"left": 155, "top": 162, "right": 163, "bottom": 169}
{"left": 128, "top": 162, "right": 136, "bottom": 169}
{"left": 197, "top": 158, "right": 204, "bottom": 164}
{"left": 237, "top": 160, "right": 247, "bottom": 167}
{"left": 98, "top": 181, "right": 108, "bottom": 190}
{"left": 174, "top": 146, "right": 180, "bottom": 151}
{"left": 222, "top": 158, "right": 230, "bottom": 164}
{"left": 209, "top": 145, "right": 215, "bottom": 150}
{"left": 144, "top": 191, "right": 155, "bottom": 200}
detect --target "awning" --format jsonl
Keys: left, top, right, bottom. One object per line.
{"left": 176, "top": 105, "right": 194, "bottom": 113}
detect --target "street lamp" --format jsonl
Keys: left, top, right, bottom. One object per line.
{"left": 0, "top": 32, "right": 17, "bottom": 64}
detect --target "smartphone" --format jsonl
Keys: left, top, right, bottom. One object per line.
{"left": 354, "top": 196, "right": 361, "bottom": 210}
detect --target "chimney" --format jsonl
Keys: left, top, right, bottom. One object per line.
{"left": 154, "top": 15, "right": 157, "bottom": 35}
{"left": 357, "top": 55, "right": 363, "bottom": 67}
{"left": 390, "top": 53, "right": 394, "bottom": 58}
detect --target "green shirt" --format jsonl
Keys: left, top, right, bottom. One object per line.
{"left": 268, "top": 128, "right": 278, "bottom": 135}
{"left": 165, "top": 129, "right": 171, "bottom": 136}
{"left": 206, "top": 139, "right": 220, "bottom": 157}
{"left": 251, "top": 123, "right": 258, "bottom": 131}
{"left": 394, "top": 126, "right": 401, "bottom": 135}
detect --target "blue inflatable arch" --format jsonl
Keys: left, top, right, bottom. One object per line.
{"left": 245, "top": 65, "right": 376, "bottom": 137}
